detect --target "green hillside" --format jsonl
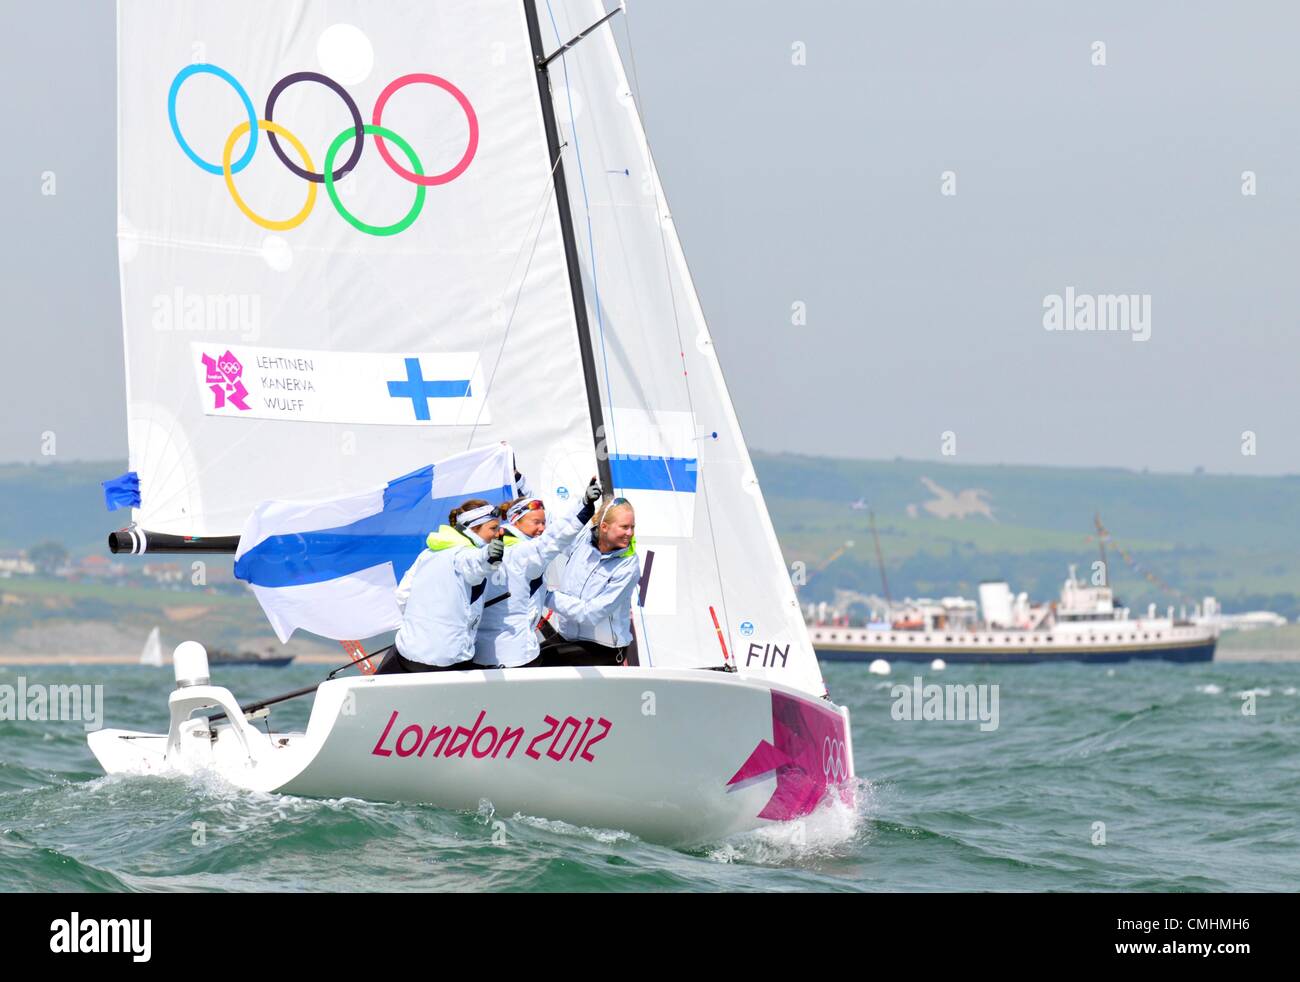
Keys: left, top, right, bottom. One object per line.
{"left": 752, "top": 452, "right": 1300, "bottom": 619}
{"left": 0, "top": 455, "right": 1296, "bottom": 654}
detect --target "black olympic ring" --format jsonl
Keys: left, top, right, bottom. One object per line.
{"left": 264, "top": 71, "right": 364, "bottom": 184}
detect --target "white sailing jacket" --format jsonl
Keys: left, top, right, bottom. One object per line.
{"left": 394, "top": 526, "right": 495, "bottom": 667}
{"left": 547, "top": 536, "right": 639, "bottom": 648}
{"left": 474, "top": 498, "right": 595, "bottom": 667}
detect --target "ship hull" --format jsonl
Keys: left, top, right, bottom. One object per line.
{"left": 816, "top": 639, "right": 1215, "bottom": 665}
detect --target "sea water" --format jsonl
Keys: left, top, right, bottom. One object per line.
{"left": 0, "top": 660, "right": 1295, "bottom": 891}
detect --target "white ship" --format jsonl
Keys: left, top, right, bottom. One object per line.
{"left": 808, "top": 566, "right": 1217, "bottom": 665}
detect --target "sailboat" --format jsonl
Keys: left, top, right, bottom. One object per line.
{"left": 139, "top": 626, "right": 164, "bottom": 667}
{"left": 90, "top": 0, "right": 855, "bottom": 847}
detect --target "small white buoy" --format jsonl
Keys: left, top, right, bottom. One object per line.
{"left": 868, "top": 658, "right": 890, "bottom": 675}
{"left": 930, "top": 658, "right": 947, "bottom": 671}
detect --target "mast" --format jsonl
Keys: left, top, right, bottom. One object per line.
{"left": 1094, "top": 511, "right": 1107, "bottom": 585}
{"left": 523, "top": 0, "right": 615, "bottom": 494}
{"left": 869, "top": 508, "right": 891, "bottom": 604}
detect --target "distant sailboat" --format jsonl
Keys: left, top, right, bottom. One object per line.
{"left": 90, "top": 0, "right": 855, "bottom": 847}
{"left": 138, "top": 626, "right": 164, "bottom": 667}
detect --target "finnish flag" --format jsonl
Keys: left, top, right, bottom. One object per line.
{"left": 234, "top": 444, "right": 514, "bottom": 642}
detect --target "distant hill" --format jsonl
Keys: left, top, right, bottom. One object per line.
{"left": 0, "top": 455, "right": 1297, "bottom": 652}
{"left": 752, "top": 452, "right": 1300, "bottom": 619}
{"left": 0, "top": 460, "right": 130, "bottom": 559}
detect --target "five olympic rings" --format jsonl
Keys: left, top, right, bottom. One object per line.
{"left": 167, "top": 64, "right": 479, "bottom": 236}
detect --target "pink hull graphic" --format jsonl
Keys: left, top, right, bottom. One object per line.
{"left": 727, "top": 690, "right": 855, "bottom": 822}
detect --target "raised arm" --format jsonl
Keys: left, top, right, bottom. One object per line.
{"left": 515, "top": 498, "right": 596, "bottom": 577}
{"left": 549, "top": 559, "right": 638, "bottom": 627}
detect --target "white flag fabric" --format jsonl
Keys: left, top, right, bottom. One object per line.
{"left": 234, "top": 444, "right": 514, "bottom": 642}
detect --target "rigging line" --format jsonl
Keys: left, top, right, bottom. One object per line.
{"left": 464, "top": 151, "right": 563, "bottom": 449}
{"left": 621, "top": 4, "right": 733, "bottom": 659}
{"left": 544, "top": 0, "right": 619, "bottom": 461}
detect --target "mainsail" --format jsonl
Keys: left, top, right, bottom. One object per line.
{"left": 115, "top": 0, "right": 824, "bottom": 697}
{"left": 117, "top": 0, "right": 598, "bottom": 537}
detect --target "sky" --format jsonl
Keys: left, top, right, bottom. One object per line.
{"left": 2, "top": 0, "right": 1298, "bottom": 475}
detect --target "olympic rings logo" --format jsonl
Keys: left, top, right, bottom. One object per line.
{"left": 167, "top": 64, "right": 479, "bottom": 236}
{"left": 822, "top": 736, "right": 849, "bottom": 783}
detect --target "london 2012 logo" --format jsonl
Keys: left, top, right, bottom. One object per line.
{"left": 202, "top": 350, "right": 250, "bottom": 411}
{"left": 167, "top": 64, "right": 478, "bottom": 237}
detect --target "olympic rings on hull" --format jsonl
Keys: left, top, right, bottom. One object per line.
{"left": 822, "top": 736, "right": 849, "bottom": 783}
{"left": 168, "top": 63, "right": 478, "bottom": 236}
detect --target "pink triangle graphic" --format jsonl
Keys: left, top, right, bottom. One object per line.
{"left": 726, "top": 691, "right": 854, "bottom": 822}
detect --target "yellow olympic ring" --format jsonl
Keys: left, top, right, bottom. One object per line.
{"left": 222, "top": 120, "right": 317, "bottom": 231}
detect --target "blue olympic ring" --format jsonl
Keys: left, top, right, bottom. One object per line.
{"left": 168, "top": 63, "right": 258, "bottom": 175}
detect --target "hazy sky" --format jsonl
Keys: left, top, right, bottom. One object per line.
{"left": 3, "top": 0, "right": 1298, "bottom": 474}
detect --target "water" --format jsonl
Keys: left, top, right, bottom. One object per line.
{"left": 1, "top": 660, "right": 1296, "bottom": 891}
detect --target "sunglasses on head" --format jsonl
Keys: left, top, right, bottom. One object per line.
{"left": 610, "top": 497, "right": 629, "bottom": 507}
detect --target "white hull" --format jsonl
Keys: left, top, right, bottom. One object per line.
{"left": 89, "top": 667, "right": 855, "bottom": 848}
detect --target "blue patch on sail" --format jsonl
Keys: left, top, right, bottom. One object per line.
{"left": 101, "top": 471, "right": 141, "bottom": 511}
{"left": 233, "top": 464, "right": 511, "bottom": 589}
{"left": 610, "top": 455, "right": 698, "bottom": 493}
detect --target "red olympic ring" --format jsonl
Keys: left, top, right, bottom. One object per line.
{"left": 372, "top": 73, "right": 479, "bottom": 186}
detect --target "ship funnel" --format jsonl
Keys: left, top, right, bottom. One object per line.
{"left": 979, "top": 581, "right": 1013, "bottom": 627}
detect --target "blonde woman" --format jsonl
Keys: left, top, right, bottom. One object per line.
{"left": 537, "top": 497, "right": 638, "bottom": 667}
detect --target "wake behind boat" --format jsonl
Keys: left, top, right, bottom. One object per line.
{"left": 91, "top": 0, "right": 855, "bottom": 846}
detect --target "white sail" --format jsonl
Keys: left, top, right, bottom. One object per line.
{"left": 139, "top": 626, "right": 164, "bottom": 667}
{"left": 536, "top": 1, "right": 826, "bottom": 696}
{"left": 117, "top": 0, "right": 599, "bottom": 537}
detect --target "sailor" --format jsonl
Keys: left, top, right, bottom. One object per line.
{"left": 473, "top": 477, "right": 604, "bottom": 668}
{"left": 376, "top": 499, "right": 505, "bottom": 674}
{"left": 536, "top": 497, "right": 639, "bottom": 667}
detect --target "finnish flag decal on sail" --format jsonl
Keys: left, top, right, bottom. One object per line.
{"left": 191, "top": 343, "right": 489, "bottom": 426}
{"left": 233, "top": 444, "right": 514, "bottom": 643}
{"left": 606, "top": 408, "right": 699, "bottom": 538}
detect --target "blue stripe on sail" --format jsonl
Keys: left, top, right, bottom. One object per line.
{"left": 233, "top": 464, "right": 511, "bottom": 589}
{"left": 610, "top": 455, "right": 698, "bottom": 493}
{"left": 101, "top": 471, "right": 141, "bottom": 511}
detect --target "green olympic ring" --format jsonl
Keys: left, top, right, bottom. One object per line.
{"left": 323, "top": 124, "right": 426, "bottom": 237}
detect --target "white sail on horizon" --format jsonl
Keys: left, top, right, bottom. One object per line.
{"left": 139, "top": 626, "right": 164, "bottom": 667}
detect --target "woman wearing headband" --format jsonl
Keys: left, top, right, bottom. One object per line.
{"left": 376, "top": 498, "right": 505, "bottom": 674}
{"left": 473, "top": 477, "right": 604, "bottom": 669}
{"left": 537, "top": 497, "right": 639, "bottom": 667}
